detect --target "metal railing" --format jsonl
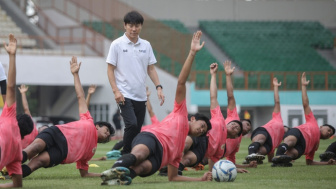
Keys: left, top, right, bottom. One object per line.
{"left": 190, "top": 70, "right": 336, "bottom": 90}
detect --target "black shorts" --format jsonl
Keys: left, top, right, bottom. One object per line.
{"left": 131, "top": 132, "right": 163, "bottom": 177}
{"left": 190, "top": 136, "right": 208, "bottom": 166}
{"left": 284, "top": 128, "right": 306, "bottom": 159}
{"left": 114, "top": 122, "right": 122, "bottom": 130}
{"left": 0, "top": 80, "right": 6, "bottom": 95}
{"left": 36, "top": 126, "right": 68, "bottom": 167}
{"left": 251, "top": 127, "right": 273, "bottom": 154}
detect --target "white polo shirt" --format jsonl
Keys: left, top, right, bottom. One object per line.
{"left": 106, "top": 33, "right": 157, "bottom": 101}
{"left": 0, "top": 61, "right": 7, "bottom": 81}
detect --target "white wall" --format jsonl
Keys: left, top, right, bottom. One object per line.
{"left": 281, "top": 105, "right": 336, "bottom": 128}
{"left": 0, "top": 53, "right": 187, "bottom": 124}
{"left": 120, "top": 0, "right": 336, "bottom": 27}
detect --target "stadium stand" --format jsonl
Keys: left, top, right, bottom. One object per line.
{"left": 199, "top": 21, "right": 336, "bottom": 72}
{"left": 0, "top": 6, "right": 37, "bottom": 47}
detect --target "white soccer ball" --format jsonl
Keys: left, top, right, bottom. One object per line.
{"left": 212, "top": 160, "right": 237, "bottom": 182}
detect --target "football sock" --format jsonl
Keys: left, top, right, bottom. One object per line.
{"left": 129, "top": 168, "right": 137, "bottom": 179}
{"left": 112, "top": 140, "right": 124, "bottom": 151}
{"left": 22, "top": 165, "right": 32, "bottom": 178}
{"left": 112, "top": 153, "right": 136, "bottom": 168}
{"left": 276, "top": 143, "right": 289, "bottom": 156}
{"left": 248, "top": 142, "right": 261, "bottom": 154}
{"left": 22, "top": 151, "right": 28, "bottom": 163}
{"left": 178, "top": 163, "right": 185, "bottom": 171}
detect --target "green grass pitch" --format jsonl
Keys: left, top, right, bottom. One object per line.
{"left": 2, "top": 137, "right": 335, "bottom": 189}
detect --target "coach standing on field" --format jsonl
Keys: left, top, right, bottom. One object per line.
{"left": 106, "top": 10, "right": 165, "bottom": 155}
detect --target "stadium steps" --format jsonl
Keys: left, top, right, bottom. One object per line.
{"left": 0, "top": 6, "right": 37, "bottom": 47}
{"left": 199, "top": 20, "right": 336, "bottom": 72}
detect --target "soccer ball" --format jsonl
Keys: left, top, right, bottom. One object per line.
{"left": 212, "top": 160, "right": 237, "bottom": 182}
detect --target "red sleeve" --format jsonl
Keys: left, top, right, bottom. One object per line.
{"left": 80, "top": 111, "right": 93, "bottom": 121}
{"left": 225, "top": 146, "right": 239, "bottom": 164}
{"left": 76, "top": 159, "right": 89, "bottom": 171}
{"left": 305, "top": 151, "right": 315, "bottom": 161}
{"left": 6, "top": 161, "right": 22, "bottom": 176}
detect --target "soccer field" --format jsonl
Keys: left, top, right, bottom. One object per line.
{"left": 4, "top": 137, "right": 335, "bottom": 189}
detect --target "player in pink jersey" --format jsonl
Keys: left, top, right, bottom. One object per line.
{"left": 100, "top": 31, "right": 213, "bottom": 186}
{"left": 18, "top": 85, "right": 39, "bottom": 149}
{"left": 272, "top": 72, "right": 335, "bottom": 167}
{"left": 0, "top": 34, "right": 34, "bottom": 188}
{"left": 205, "top": 61, "right": 247, "bottom": 173}
{"left": 157, "top": 114, "right": 209, "bottom": 176}
{"left": 222, "top": 60, "right": 254, "bottom": 170}
{"left": 20, "top": 56, "right": 114, "bottom": 178}
{"left": 176, "top": 61, "right": 252, "bottom": 174}
{"left": 245, "top": 77, "right": 285, "bottom": 164}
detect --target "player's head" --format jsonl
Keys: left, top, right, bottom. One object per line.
{"left": 320, "top": 124, "right": 335, "bottom": 139}
{"left": 95, "top": 121, "right": 114, "bottom": 143}
{"left": 124, "top": 11, "right": 144, "bottom": 25}
{"left": 284, "top": 125, "right": 291, "bottom": 133}
{"left": 16, "top": 113, "right": 34, "bottom": 139}
{"left": 241, "top": 119, "right": 252, "bottom": 136}
{"left": 38, "top": 125, "right": 49, "bottom": 133}
{"left": 226, "top": 120, "right": 243, "bottom": 139}
{"left": 189, "top": 113, "right": 212, "bottom": 137}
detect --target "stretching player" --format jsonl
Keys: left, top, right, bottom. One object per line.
{"left": 18, "top": 85, "right": 39, "bottom": 149}
{"left": 21, "top": 56, "right": 114, "bottom": 178}
{"left": 100, "top": 31, "right": 213, "bottom": 185}
{"left": 176, "top": 61, "right": 247, "bottom": 174}
{"left": 0, "top": 34, "right": 34, "bottom": 188}
{"left": 222, "top": 61, "right": 254, "bottom": 170}
{"left": 245, "top": 77, "right": 285, "bottom": 164}
{"left": 159, "top": 115, "right": 208, "bottom": 176}
{"left": 272, "top": 73, "right": 335, "bottom": 166}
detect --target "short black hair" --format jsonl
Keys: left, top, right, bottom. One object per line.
{"left": 124, "top": 11, "right": 144, "bottom": 25}
{"left": 241, "top": 119, "right": 252, "bottom": 126}
{"left": 228, "top": 120, "right": 243, "bottom": 137}
{"left": 193, "top": 113, "right": 212, "bottom": 136}
{"left": 16, "top": 113, "right": 34, "bottom": 139}
{"left": 95, "top": 121, "right": 115, "bottom": 143}
{"left": 323, "top": 124, "right": 335, "bottom": 136}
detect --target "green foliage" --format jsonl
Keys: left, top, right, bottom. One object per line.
{"left": 4, "top": 138, "right": 336, "bottom": 188}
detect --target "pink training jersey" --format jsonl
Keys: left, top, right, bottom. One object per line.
{"left": 225, "top": 136, "right": 242, "bottom": 164}
{"left": 21, "top": 123, "right": 38, "bottom": 149}
{"left": 56, "top": 111, "right": 97, "bottom": 171}
{"left": 295, "top": 112, "right": 320, "bottom": 160}
{"left": 224, "top": 107, "right": 241, "bottom": 164}
{"left": 206, "top": 106, "right": 228, "bottom": 163}
{"left": 141, "top": 99, "right": 189, "bottom": 169}
{"left": 0, "top": 103, "right": 22, "bottom": 176}
{"left": 150, "top": 115, "right": 160, "bottom": 125}
{"left": 261, "top": 112, "right": 284, "bottom": 154}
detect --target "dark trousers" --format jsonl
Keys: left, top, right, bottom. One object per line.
{"left": 326, "top": 141, "right": 336, "bottom": 153}
{"left": 119, "top": 98, "right": 146, "bottom": 154}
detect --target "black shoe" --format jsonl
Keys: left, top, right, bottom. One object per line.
{"left": 319, "top": 151, "right": 335, "bottom": 162}
{"left": 272, "top": 155, "right": 292, "bottom": 164}
{"left": 243, "top": 159, "right": 263, "bottom": 164}
{"left": 157, "top": 166, "right": 182, "bottom": 176}
{"left": 158, "top": 166, "right": 167, "bottom": 176}
{"left": 245, "top": 153, "right": 265, "bottom": 163}
{"left": 257, "top": 159, "right": 264, "bottom": 164}
{"left": 271, "top": 162, "right": 293, "bottom": 167}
